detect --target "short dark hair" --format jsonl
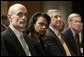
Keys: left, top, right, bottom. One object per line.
{"left": 2, "top": 15, "right": 7, "bottom": 20}
{"left": 27, "top": 12, "right": 51, "bottom": 33}
{"left": 1, "top": 15, "right": 8, "bottom": 23}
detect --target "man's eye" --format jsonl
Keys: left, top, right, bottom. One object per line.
{"left": 17, "top": 12, "right": 23, "bottom": 17}
{"left": 39, "top": 23, "right": 43, "bottom": 25}
{"left": 55, "top": 16, "right": 61, "bottom": 18}
{"left": 54, "top": 16, "right": 58, "bottom": 18}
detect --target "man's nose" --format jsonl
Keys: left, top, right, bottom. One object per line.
{"left": 58, "top": 17, "right": 61, "bottom": 21}
{"left": 43, "top": 25, "right": 47, "bottom": 30}
{"left": 22, "top": 15, "right": 26, "bottom": 19}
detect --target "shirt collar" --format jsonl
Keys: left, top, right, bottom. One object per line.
{"left": 70, "top": 28, "right": 76, "bottom": 38}
{"left": 49, "top": 26, "right": 60, "bottom": 36}
{"left": 9, "top": 25, "right": 22, "bottom": 39}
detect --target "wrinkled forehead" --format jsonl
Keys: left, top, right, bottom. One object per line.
{"left": 8, "top": 4, "right": 27, "bottom": 15}
{"left": 71, "top": 16, "right": 81, "bottom": 21}
{"left": 50, "top": 11, "right": 61, "bottom": 17}
{"left": 53, "top": 11, "right": 61, "bottom": 15}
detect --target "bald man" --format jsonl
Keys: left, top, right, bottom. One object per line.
{"left": 1, "top": 3, "right": 36, "bottom": 56}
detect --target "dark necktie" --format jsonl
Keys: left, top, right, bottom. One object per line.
{"left": 75, "top": 33, "right": 81, "bottom": 56}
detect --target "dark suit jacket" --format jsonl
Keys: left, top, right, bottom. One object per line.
{"left": 28, "top": 33, "right": 49, "bottom": 56}
{"left": 63, "top": 28, "right": 80, "bottom": 56}
{"left": 1, "top": 24, "right": 6, "bottom": 32}
{"left": 1, "top": 27, "right": 36, "bottom": 56}
{"left": 80, "top": 32, "right": 83, "bottom": 48}
{"left": 43, "top": 28, "right": 66, "bottom": 56}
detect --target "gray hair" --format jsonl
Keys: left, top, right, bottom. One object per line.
{"left": 47, "top": 9, "right": 60, "bottom": 18}
{"left": 8, "top": 3, "right": 26, "bottom": 15}
{"left": 68, "top": 13, "right": 81, "bottom": 22}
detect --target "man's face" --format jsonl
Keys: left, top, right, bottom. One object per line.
{"left": 70, "top": 16, "right": 81, "bottom": 32}
{"left": 10, "top": 6, "right": 27, "bottom": 29}
{"left": 78, "top": 22, "right": 83, "bottom": 32}
{"left": 3, "top": 18, "right": 9, "bottom": 27}
{"left": 58, "top": 21, "right": 65, "bottom": 32}
{"left": 50, "top": 11, "right": 62, "bottom": 29}
{"left": 34, "top": 16, "right": 48, "bottom": 35}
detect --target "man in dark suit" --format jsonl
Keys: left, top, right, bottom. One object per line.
{"left": 63, "top": 13, "right": 82, "bottom": 56}
{"left": 1, "top": 15, "right": 9, "bottom": 32}
{"left": 1, "top": 24, "right": 6, "bottom": 32}
{"left": 1, "top": 3, "right": 36, "bottom": 56}
{"left": 78, "top": 22, "right": 83, "bottom": 56}
{"left": 43, "top": 9, "right": 71, "bottom": 56}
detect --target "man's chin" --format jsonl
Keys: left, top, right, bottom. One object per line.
{"left": 40, "top": 32, "right": 46, "bottom": 36}
{"left": 19, "top": 26, "right": 25, "bottom": 29}
{"left": 74, "top": 28, "right": 80, "bottom": 32}
{"left": 20, "top": 24, "right": 25, "bottom": 27}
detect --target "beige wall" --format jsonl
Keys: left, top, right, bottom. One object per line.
{"left": 8, "top": 1, "right": 42, "bottom": 21}
{"left": 1, "top": 1, "right": 72, "bottom": 28}
{"left": 42, "top": 1, "right": 72, "bottom": 28}
{"left": 1, "top": 1, "right": 8, "bottom": 16}
{"left": 1, "top": 1, "right": 42, "bottom": 24}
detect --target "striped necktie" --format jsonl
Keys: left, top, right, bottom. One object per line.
{"left": 57, "top": 33, "right": 71, "bottom": 56}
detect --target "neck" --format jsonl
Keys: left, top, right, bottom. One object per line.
{"left": 50, "top": 24, "right": 59, "bottom": 31}
{"left": 33, "top": 32, "right": 41, "bottom": 38}
{"left": 70, "top": 27, "right": 79, "bottom": 33}
{"left": 33, "top": 32, "right": 41, "bottom": 39}
{"left": 11, "top": 24, "right": 24, "bottom": 32}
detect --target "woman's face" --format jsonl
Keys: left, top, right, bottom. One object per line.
{"left": 34, "top": 16, "right": 48, "bottom": 35}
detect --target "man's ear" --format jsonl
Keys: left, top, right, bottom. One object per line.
{"left": 68, "top": 20, "right": 72, "bottom": 27}
{"left": 7, "top": 14, "right": 12, "bottom": 22}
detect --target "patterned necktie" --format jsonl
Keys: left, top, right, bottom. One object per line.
{"left": 75, "top": 33, "right": 81, "bottom": 56}
{"left": 20, "top": 34, "right": 31, "bottom": 56}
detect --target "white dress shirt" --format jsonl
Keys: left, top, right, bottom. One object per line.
{"left": 9, "top": 25, "right": 31, "bottom": 56}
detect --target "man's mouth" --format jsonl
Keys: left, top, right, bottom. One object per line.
{"left": 20, "top": 21, "right": 25, "bottom": 24}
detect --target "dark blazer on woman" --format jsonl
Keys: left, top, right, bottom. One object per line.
{"left": 28, "top": 33, "right": 49, "bottom": 56}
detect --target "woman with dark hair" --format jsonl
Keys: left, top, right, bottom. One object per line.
{"left": 27, "top": 12, "right": 51, "bottom": 56}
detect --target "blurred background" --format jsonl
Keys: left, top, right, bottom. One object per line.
{"left": 1, "top": 1, "right": 83, "bottom": 28}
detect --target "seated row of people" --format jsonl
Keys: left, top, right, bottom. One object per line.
{"left": 1, "top": 3, "right": 83, "bottom": 56}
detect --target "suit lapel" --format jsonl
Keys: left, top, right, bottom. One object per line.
{"left": 24, "top": 33, "right": 37, "bottom": 56}
{"left": 66, "top": 28, "right": 78, "bottom": 55}
{"left": 7, "top": 27, "right": 26, "bottom": 55}
{"left": 68, "top": 28, "right": 77, "bottom": 47}
{"left": 48, "top": 28, "right": 66, "bottom": 54}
